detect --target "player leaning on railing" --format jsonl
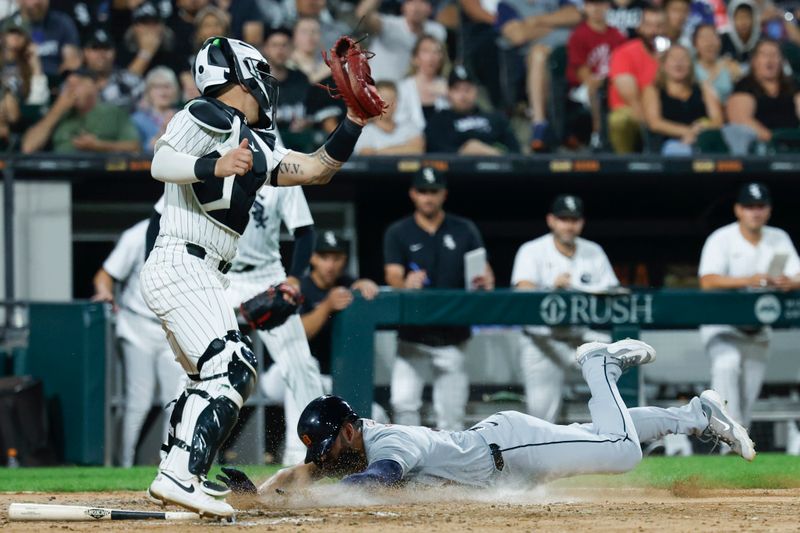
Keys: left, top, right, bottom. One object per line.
{"left": 139, "top": 35, "right": 383, "bottom": 519}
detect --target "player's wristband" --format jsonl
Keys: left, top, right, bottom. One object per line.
{"left": 194, "top": 155, "right": 218, "bottom": 182}
{"left": 323, "top": 117, "right": 362, "bottom": 162}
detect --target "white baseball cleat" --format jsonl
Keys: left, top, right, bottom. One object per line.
{"left": 148, "top": 470, "right": 235, "bottom": 519}
{"left": 576, "top": 338, "right": 656, "bottom": 371}
{"left": 699, "top": 390, "right": 756, "bottom": 462}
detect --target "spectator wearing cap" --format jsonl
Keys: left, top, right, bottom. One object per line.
{"left": 724, "top": 39, "right": 800, "bottom": 155}
{"left": 607, "top": 5, "right": 665, "bottom": 153}
{"left": 511, "top": 194, "right": 619, "bottom": 423}
{"left": 424, "top": 67, "right": 519, "bottom": 155}
{"left": 21, "top": 68, "right": 140, "bottom": 154}
{"left": 50, "top": 0, "right": 111, "bottom": 45}
{"left": 384, "top": 167, "right": 494, "bottom": 431}
{"left": 262, "top": 27, "right": 342, "bottom": 151}
{"left": 1, "top": 0, "right": 81, "bottom": 78}
{"left": 119, "top": 1, "right": 183, "bottom": 78}
{"left": 356, "top": 0, "right": 446, "bottom": 84}
{"left": 495, "top": 0, "right": 581, "bottom": 151}
{"left": 132, "top": 66, "right": 180, "bottom": 154}
{"left": 699, "top": 182, "right": 800, "bottom": 435}
{"left": 290, "top": 0, "right": 350, "bottom": 52}
{"left": 565, "top": 0, "right": 627, "bottom": 150}
{"left": 83, "top": 28, "right": 144, "bottom": 110}
{"left": 355, "top": 80, "right": 425, "bottom": 155}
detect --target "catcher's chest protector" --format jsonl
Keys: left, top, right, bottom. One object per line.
{"left": 188, "top": 97, "right": 277, "bottom": 236}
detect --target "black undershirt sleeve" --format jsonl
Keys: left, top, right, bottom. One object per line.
{"left": 289, "top": 225, "right": 315, "bottom": 278}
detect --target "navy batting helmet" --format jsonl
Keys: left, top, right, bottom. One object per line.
{"left": 297, "top": 395, "right": 359, "bottom": 466}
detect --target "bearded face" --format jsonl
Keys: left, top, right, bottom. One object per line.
{"left": 319, "top": 447, "right": 368, "bottom": 478}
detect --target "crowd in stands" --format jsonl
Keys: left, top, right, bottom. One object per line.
{"left": 2, "top": 0, "right": 800, "bottom": 156}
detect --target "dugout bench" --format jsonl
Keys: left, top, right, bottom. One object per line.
{"left": 331, "top": 289, "right": 800, "bottom": 417}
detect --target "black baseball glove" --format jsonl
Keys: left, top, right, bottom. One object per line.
{"left": 240, "top": 282, "right": 303, "bottom": 331}
{"left": 216, "top": 467, "right": 257, "bottom": 495}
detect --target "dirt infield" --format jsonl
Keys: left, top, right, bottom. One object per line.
{"left": 1, "top": 486, "right": 798, "bottom": 531}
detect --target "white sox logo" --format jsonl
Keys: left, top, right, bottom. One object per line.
{"left": 754, "top": 294, "right": 781, "bottom": 324}
{"left": 539, "top": 294, "right": 655, "bottom": 325}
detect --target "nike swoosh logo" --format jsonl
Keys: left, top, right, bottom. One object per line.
{"left": 712, "top": 416, "right": 731, "bottom": 432}
{"left": 410, "top": 244, "right": 423, "bottom": 252}
{"left": 162, "top": 472, "right": 195, "bottom": 493}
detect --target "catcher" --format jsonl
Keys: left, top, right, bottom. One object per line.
{"left": 141, "top": 35, "right": 383, "bottom": 519}
{"left": 218, "top": 340, "right": 755, "bottom": 494}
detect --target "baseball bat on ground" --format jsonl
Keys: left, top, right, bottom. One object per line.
{"left": 8, "top": 503, "right": 201, "bottom": 521}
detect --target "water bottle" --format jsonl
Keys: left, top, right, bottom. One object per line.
{"left": 7, "top": 448, "right": 19, "bottom": 468}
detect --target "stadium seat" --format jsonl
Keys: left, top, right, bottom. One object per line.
{"left": 695, "top": 129, "right": 730, "bottom": 154}
{"left": 769, "top": 128, "right": 800, "bottom": 153}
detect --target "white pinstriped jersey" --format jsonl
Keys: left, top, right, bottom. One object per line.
{"left": 233, "top": 186, "right": 314, "bottom": 269}
{"left": 154, "top": 108, "right": 288, "bottom": 262}
{"left": 103, "top": 219, "right": 153, "bottom": 319}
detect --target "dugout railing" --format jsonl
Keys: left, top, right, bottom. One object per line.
{"left": 330, "top": 289, "right": 800, "bottom": 417}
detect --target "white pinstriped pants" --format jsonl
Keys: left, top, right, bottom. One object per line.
{"left": 227, "top": 267, "right": 325, "bottom": 465}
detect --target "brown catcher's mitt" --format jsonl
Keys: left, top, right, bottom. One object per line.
{"left": 321, "top": 36, "right": 386, "bottom": 121}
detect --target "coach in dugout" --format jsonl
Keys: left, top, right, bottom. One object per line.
{"left": 699, "top": 182, "right": 800, "bottom": 441}
{"left": 383, "top": 167, "right": 494, "bottom": 431}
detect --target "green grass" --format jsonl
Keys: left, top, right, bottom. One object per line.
{"left": 0, "top": 465, "right": 281, "bottom": 493}
{"left": 0, "top": 455, "right": 798, "bottom": 493}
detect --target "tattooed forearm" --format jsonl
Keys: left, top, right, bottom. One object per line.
{"left": 279, "top": 161, "right": 304, "bottom": 175}
{"left": 309, "top": 147, "right": 344, "bottom": 184}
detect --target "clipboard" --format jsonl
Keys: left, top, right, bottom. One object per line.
{"left": 767, "top": 253, "right": 788, "bottom": 278}
{"left": 464, "top": 247, "right": 487, "bottom": 290}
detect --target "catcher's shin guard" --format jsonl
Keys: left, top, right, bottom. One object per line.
{"left": 159, "top": 330, "right": 257, "bottom": 481}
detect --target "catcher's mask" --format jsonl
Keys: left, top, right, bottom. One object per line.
{"left": 297, "top": 395, "right": 359, "bottom": 466}
{"left": 194, "top": 36, "right": 278, "bottom": 129}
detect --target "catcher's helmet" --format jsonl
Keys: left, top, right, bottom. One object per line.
{"left": 194, "top": 36, "right": 277, "bottom": 128}
{"left": 297, "top": 395, "right": 359, "bottom": 466}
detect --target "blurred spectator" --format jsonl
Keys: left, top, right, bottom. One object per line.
{"left": 21, "top": 69, "right": 140, "bottom": 153}
{"left": 131, "top": 66, "right": 179, "bottom": 154}
{"left": 289, "top": 16, "right": 329, "bottom": 84}
{"left": 425, "top": 66, "right": 519, "bottom": 154}
{"left": 693, "top": 23, "right": 740, "bottom": 105}
{"left": 119, "top": 1, "right": 184, "bottom": 78}
{"left": 1, "top": 0, "right": 81, "bottom": 78}
{"left": 1, "top": 25, "right": 49, "bottom": 105}
{"left": 355, "top": 80, "right": 425, "bottom": 154}
{"left": 294, "top": 0, "right": 350, "bottom": 50}
{"left": 566, "top": 0, "right": 626, "bottom": 149}
{"left": 643, "top": 44, "right": 723, "bottom": 155}
{"left": 181, "top": 5, "right": 231, "bottom": 100}
{"left": 395, "top": 34, "right": 449, "bottom": 133}
{"left": 357, "top": 0, "right": 447, "bottom": 83}
{"left": 664, "top": 0, "right": 691, "bottom": 46}
{"left": 607, "top": 0, "right": 646, "bottom": 38}
{"left": 384, "top": 167, "right": 494, "bottom": 431}
{"left": 607, "top": 5, "right": 665, "bottom": 154}
{"left": 496, "top": 0, "right": 581, "bottom": 151}
{"left": 172, "top": 0, "right": 212, "bottom": 53}
{"left": 663, "top": 0, "right": 715, "bottom": 49}
{"left": 228, "top": 0, "right": 283, "bottom": 46}
{"left": 83, "top": 28, "right": 144, "bottom": 110}
{"left": 699, "top": 182, "right": 800, "bottom": 431}
{"left": 724, "top": 39, "right": 800, "bottom": 154}
{"left": 458, "top": 0, "right": 504, "bottom": 107}
{"left": 92, "top": 219, "right": 183, "bottom": 467}
{"left": 50, "top": 0, "right": 111, "bottom": 44}
{"left": 721, "top": 0, "right": 760, "bottom": 67}
{"left": 512, "top": 194, "right": 618, "bottom": 422}
{"left": 263, "top": 27, "right": 342, "bottom": 150}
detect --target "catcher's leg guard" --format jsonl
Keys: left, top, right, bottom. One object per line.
{"left": 159, "top": 330, "right": 256, "bottom": 492}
